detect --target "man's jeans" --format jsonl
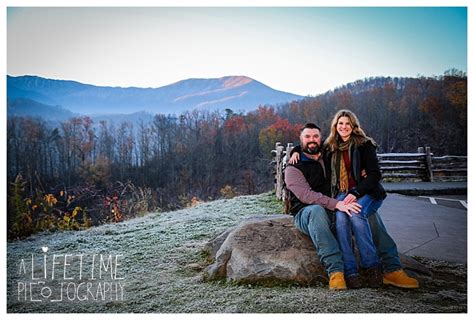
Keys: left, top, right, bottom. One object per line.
{"left": 335, "top": 193, "right": 382, "bottom": 276}
{"left": 294, "top": 205, "right": 344, "bottom": 276}
{"left": 368, "top": 211, "right": 402, "bottom": 273}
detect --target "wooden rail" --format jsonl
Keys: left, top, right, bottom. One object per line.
{"left": 272, "top": 143, "right": 467, "bottom": 200}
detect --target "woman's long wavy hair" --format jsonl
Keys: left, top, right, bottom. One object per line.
{"left": 324, "top": 109, "right": 375, "bottom": 152}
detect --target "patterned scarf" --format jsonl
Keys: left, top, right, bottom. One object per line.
{"left": 331, "top": 138, "right": 353, "bottom": 196}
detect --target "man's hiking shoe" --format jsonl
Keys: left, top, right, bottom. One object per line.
{"left": 383, "top": 269, "right": 419, "bottom": 289}
{"left": 329, "top": 272, "right": 347, "bottom": 290}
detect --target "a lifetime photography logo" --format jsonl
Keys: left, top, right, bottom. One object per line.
{"left": 16, "top": 246, "right": 125, "bottom": 302}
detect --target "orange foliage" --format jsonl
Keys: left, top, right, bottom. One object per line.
{"left": 259, "top": 118, "right": 301, "bottom": 155}
{"left": 224, "top": 115, "right": 247, "bottom": 134}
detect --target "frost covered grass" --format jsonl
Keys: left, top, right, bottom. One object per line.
{"left": 7, "top": 192, "right": 466, "bottom": 313}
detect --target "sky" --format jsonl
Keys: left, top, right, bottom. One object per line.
{"left": 6, "top": 5, "right": 467, "bottom": 96}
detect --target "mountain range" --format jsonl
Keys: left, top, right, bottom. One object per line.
{"left": 7, "top": 75, "right": 303, "bottom": 117}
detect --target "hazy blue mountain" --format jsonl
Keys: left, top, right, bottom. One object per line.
{"left": 7, "top": 98, "right": 156, "bottom": 129}
{"left": 7, "top": 75, "right": 303, "bottom": 115}
{"left": 7, "top": 98, "right": 78, "bottom": 121}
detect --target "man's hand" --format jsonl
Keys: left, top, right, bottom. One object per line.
{"left": 335, "top": 201, "right": 362, "bottom": 217}
{"left": 343, "top": 193, "right": 357, "bottom": 205}
{"left": 288, "top": 152, "right": 300, "bottom": 165}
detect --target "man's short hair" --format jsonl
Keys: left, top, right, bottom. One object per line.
{"left": 300, "top": 123, "right": 321, "bottom": 133}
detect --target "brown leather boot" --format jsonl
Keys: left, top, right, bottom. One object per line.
{"left": 329, "top": 272, "right": 347, "bottom": 290}
{"left": 366, "top": 266, "right": 383, "bottom": 288}
{"left": 346, "top": 274, "right": 363, "bottom": 289}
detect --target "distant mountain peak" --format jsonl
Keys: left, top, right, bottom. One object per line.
{"left": 221, "top": 76, "right": 253, "bottom": 88}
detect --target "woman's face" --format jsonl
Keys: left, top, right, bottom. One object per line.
{"left": 336, "top": 116, "right": 353, "bottom": 141}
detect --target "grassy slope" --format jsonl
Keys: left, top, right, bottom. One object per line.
{"left": 7, "top": 192, "right": 467, "bottom": 313}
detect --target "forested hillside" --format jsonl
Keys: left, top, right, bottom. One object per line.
{"left": 7, "top": 71, "right": 466, "bottom": 238}
{"left": 277, "top": 70, "right": 467, "bottom": 154}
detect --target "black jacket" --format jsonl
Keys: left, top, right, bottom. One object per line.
{"left": 324, "top": 140, "right": 387, "bottom": 200}
{"left": 286, "top": 158, "right": 332, "bottom": 215}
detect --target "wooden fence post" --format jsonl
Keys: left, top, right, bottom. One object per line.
{"left": 282, "top": 143, "right": 294, "bottom": 201}
{"left": 425, "top": 146, "right": 434, "bottom": 182}
{"left": 274, "top": 142, "right": 285, "bottom": 200}
{"left": 285, "top": 143, "right": 294, "bottom": 165}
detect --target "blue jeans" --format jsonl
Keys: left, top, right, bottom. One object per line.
{"left": 368, "top": 211, "right": 402, "bottom": 273}
{"left": 294, "top": 205, "right": 344, "bottom": 276}
{"left": 335, "top": 193, "right": 382, "bottom": 276}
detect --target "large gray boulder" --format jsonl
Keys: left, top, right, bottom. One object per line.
{"left": 203, "top": 214, "right": 431, "bottom": 285}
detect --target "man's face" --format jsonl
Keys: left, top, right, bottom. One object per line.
{"left": 300, "top": 128, "right": 322, "bottom": 155}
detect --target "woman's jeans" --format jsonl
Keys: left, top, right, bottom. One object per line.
{"left": 335, "top": 193, "right": 383, "bottom": 277}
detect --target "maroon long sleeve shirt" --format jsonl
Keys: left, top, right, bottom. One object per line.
{"left": 284, "top": 165, "right": 339, "bottom": 211}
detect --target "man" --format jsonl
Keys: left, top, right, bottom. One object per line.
{"left": 285, "top": 123, "right": 419, "bottom": 290}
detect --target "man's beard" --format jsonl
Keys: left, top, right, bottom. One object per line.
{"left": 303, "top": 142, "right": 320, "bottom": 155}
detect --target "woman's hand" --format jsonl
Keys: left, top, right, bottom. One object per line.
{"left": 335, "top": 201, "right": 361, "bottom": 217}
{"left": 288, "top": 152, "right": 300, "bottom": 165}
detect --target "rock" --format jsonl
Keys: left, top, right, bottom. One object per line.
{"left": 202, "top": 227, "right": 235, "bottom": 261}
{"left": 399, "top": 254, "right": 432, "bottom": 276}
{"left": 203, "top": 214, "right": 431, "bottom": 285}
{"left": 204, "top": 215, "right": 327, "bottom": 285}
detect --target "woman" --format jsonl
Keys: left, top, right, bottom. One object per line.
{"left": 324, "top": 109, "right": 386, "bottom": 288}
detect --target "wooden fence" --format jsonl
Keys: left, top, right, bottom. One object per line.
{"left": 272, "top": 142, "right": 467, "bottom": 200}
